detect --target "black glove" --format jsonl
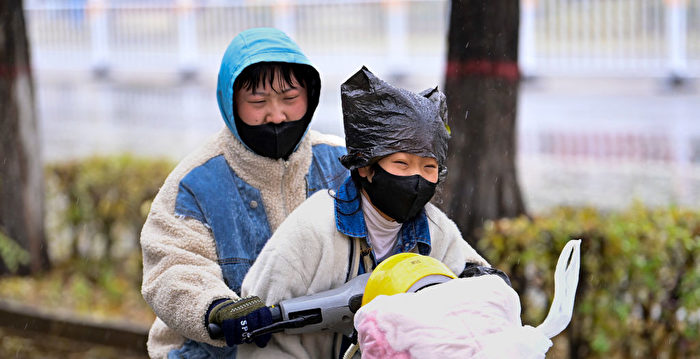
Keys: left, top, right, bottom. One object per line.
{"left": 207, "top": 296, "right": 273, "bottom": 348}
{"left": 459, "top": 262, "right": 512, "bottom": 287}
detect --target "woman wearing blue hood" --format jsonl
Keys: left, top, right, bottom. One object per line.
{"left": 140, "top": 28, "right": 347, "bottom": 358}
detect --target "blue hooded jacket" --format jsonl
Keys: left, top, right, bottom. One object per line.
{"left": 169, "top": 28, "right": 346, "bottom": 358}
{"left": 216, "top": 27, "right": 320, "bottom": 152}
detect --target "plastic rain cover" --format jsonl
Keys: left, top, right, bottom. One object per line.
{"left": 338, "top": 66, "right": 450, "bottom": 176}
{"left": 354, "top": 240, "right": 582, "bottom": 359}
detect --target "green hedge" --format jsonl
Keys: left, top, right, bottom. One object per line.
{"left": 45, "top": 155, "right": 174, "bottom": 263}
{"left": 0, "top": 229, "right": 30, "bottom": 274}
{"left": 478, "top": 205, "right": 700, "bottom": 358}
{"left": 41, "top": 156, "right": 700, "bottom": 357}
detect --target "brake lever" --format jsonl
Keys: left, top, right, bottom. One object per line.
{"left": 241, "top": 314, "right": 320, "bottom": 343}
{"left": 209, "top": 309, "right": 321, "bottom": 342}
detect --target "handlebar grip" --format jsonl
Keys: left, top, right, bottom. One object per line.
{"left": 270, "top": 305, "right": 282, "bottom": 322}
{"left": 207, "top": 305, "right": 282, "bottom": 340}
{"left": 208, "top": 323, "right": 223, "bottom": 339}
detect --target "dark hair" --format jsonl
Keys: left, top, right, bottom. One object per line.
{"left": 233, "top": 61, "right": 318, "bottom": 95}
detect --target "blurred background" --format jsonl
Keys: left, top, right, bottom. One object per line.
{"left": 27, "top": 0, "right": 700, "bottom": 211}
{"left": 1, "top": 0, "right": 699, "bottom": 358}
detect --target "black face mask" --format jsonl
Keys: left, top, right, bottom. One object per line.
{"left": 359, "top": 164, "right": 437, "bottom": 223}
{"left": 235, "top": 118, "right": 309, "bottom": 160}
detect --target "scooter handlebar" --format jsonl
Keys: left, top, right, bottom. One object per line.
{"left": 208, "top": 273, "right": 370, "bottom": 341}
{"left": 208, "top": 305, "right": 283, "bottom": 340}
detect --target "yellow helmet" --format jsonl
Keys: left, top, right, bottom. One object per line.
{"left": 362, "top": 253, "right": 457, "bottom": 306}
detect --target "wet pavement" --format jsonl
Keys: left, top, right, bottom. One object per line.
{"left": 35, "top": 73, "right": 700, "bottom": 213}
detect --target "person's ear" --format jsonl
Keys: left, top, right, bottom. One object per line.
{"left": 357, "top": 166, "right": 374, "bottom": 182}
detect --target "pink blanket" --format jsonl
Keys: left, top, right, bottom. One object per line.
{"left": 354, "top": 275, "right": 552, "bottom": 359}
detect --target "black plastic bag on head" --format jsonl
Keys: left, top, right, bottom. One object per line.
{"left": 339, "top": 66, "right": 450, "bottom": 177}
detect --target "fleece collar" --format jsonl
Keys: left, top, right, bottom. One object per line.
{"left": 219, "top": 127, "right": 312, "bottom": 231}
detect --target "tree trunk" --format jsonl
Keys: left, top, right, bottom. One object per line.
{"left": 0, "top": 0, "right": 48, "bottom": 275}
{"left": 440, "top": 0, "right": 526, "bottom": 245}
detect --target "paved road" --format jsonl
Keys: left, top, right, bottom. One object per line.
{"left": 36, "top": 74, "right": 700, "bottom": 212}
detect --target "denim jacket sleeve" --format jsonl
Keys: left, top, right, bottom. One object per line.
{"left": 141, "top": 161, "right": 238, "bottom": 349}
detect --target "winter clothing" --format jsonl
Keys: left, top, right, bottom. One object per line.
{"left": 234, "top": 68, "right": 482, "bottom": 358}
{"left": 237, "top": 176, "right": 489, "bottom": 358}
{"left": 358, "top": 163, "right": 437, "bottom": 223}
{"left": 209, "top": 296, "right": 274, "bottom": 348}
{"left": 140, "top": 27, "right": 347, "bottom": 359}
{"left": 217, "top": 28, "right": 320, "bottom": 152}
{"left": 142, "top": 128, "right": 345, "bottom": 358}
{"left": 360, "top": 194, "right": 401, "bottom": 261}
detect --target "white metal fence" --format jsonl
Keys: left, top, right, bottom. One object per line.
{"left": 25, "top": 0, "right": 449, "bottom": 79}
{"left": 520, "top": 0, "right": 700, "bottom": 77}
{"left": 25, "top": 0, "right": 700, "bottom": 211}
{"left": 25, "top": 0, "right": 700, "bottom": 79}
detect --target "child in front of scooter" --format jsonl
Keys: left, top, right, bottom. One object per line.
{"left": 237, "top": 67, "right": 510, "bottom": 358}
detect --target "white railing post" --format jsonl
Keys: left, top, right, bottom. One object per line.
{"left": 88, "top": 0, "right": 109, "bottom": 77}
{"left": 665, "top": 0, "right": 688, "bottom": 83}
{"left": 384, "top": 0, "right": 409, "bottom": 79}
{"left": 520, "top": 0, "right": 537, "bottom": 78}
{"left": 178, "top": 0, "right": 198, "bottom": 79}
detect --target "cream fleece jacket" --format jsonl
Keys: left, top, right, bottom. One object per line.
{"left": 238, "top": 190, "right": 489, "bottom": 359}
{"left": 140, "top": 127, "right": 345, "bottom": 358}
